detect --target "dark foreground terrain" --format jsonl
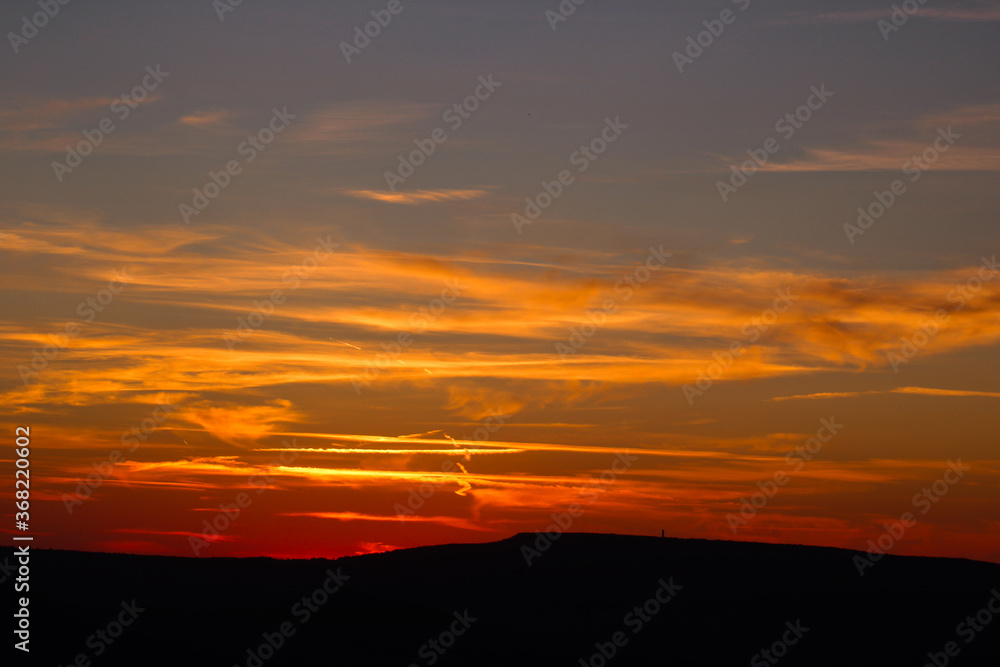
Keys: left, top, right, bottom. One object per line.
{"left": 5, "top": 533, "right": 1000, "bottom": 666}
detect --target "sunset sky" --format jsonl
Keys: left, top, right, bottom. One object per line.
{"left": 1, "top": 0, "right": 999, "bottom": 563}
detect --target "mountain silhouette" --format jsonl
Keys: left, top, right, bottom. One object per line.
{"left": 6, "top": 533, "right": 1000, "bottom": 666}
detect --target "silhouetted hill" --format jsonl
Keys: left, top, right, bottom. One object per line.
{"left": 5, "top": 533, "right": 1000, "bottom": 666}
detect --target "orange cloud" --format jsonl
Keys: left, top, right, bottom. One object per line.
{"left": 2, "top": 235, "right": 998, "bottom": 412}
{"left": 717, "top": 103, "right": 1000, "bottom": 173}
{"left": 342, "top": 189, "right": 489, "bottom": 204}
{"left": 282, "top": 511, "right": 492, "bottom": 532}
{"left": 772, "top": 387, "right": 1000, "bottom": 401}
{"left": 178, "top": 109, "right": 231, "bottom": 128}
{"left": 173, "top": 401, "right": 304, "bottom": 447}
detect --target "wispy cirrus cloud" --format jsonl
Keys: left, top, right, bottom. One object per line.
{"left": 254, "top": 446, "right": 523, "bottom": 455}
{"left": 0, "top": 96, "right": 115, "bottom": 131}
{"left": 281, "top": 511, "right": 492, "bottom": 532}
{"left": 772, "top": 386, "right": 1000, "bottom": 401}
{"left": 719, "top": 103, "right": 1000, "bottom": 173}
{"left": 3, "top": 215, "right": 999, "bottom": 411}
{"left": 0, "top": 94, "right": 163, "bottom": 152}
{"left": 284, "top": 101, "right": 438, "bottom": 154}
{"left": 757, "top": 141, "right": 1000, "bottom": 173}
{"left": 342, "top": 188, "right": 490, "bottom": 204}
{"left": 178, "top": 108, "right": 232, "bottom": 128}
